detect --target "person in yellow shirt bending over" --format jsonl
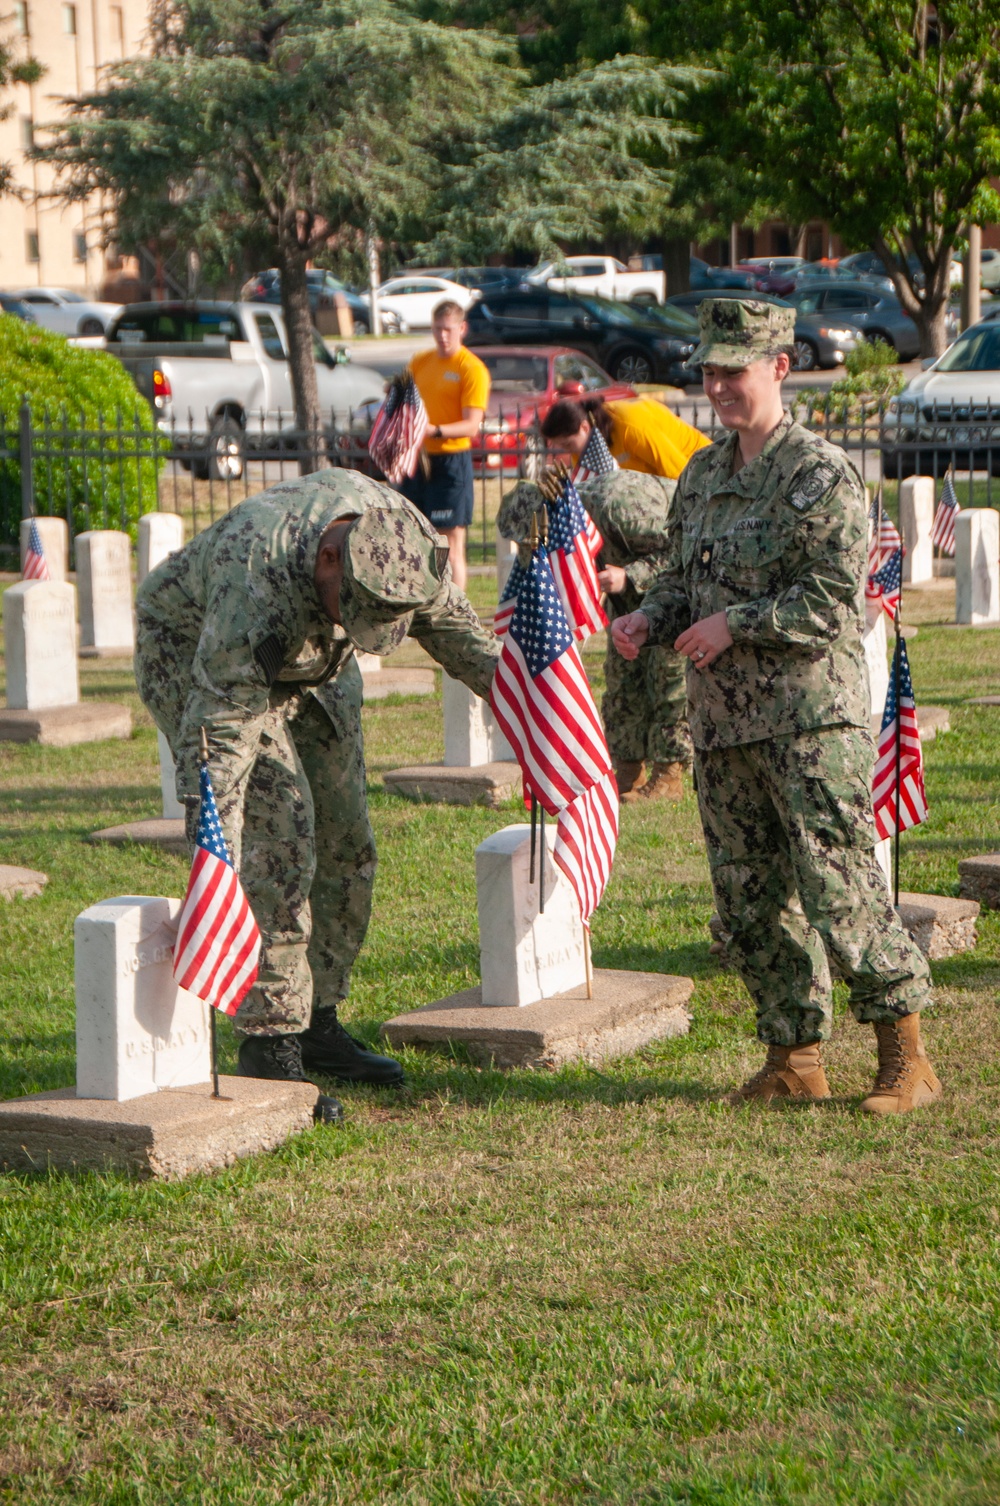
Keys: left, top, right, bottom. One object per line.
{"left": 540, "top": 393, "right": 708, "bottom": 481}
{"left": 400, "top": 300, "right": 491, "bottom": 590}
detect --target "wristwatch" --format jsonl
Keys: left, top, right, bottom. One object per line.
{"left": 434, "top": 425, "right": 443, "bottom": 438}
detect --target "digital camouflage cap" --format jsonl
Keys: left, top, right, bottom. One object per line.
{"left": 686, "top": 298, "right": 795, "bottom": 370}
{"left": 340, "top": 505, "right": 451, "bottom": 654}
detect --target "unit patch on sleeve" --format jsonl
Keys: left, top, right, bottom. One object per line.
{"left": 787, "top": 461, "right": 840, "bottom": 511}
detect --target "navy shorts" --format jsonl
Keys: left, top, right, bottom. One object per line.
{"left": 401, "top": 450, "right": 474, "bottom": 530}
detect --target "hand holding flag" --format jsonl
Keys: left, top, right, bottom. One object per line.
{"left": 368, "top": 370, "right": 429, "bottom": 483}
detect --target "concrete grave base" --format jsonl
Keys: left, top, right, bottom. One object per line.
{"left": 968, "top": 696, "right": 1000, "bottom": 706}
{"left": 709, "top": 891, "right": 979, "bottom": 963}
{"left": 0, "top": 864, "right": 47, "bottom": 900}
{"left": 958, "top": 854, "right": 1000, "bottom": 911}
{"left": 88, "top": 817, "right": 187, "bottom": 856}
{"left": 896, "top": 892, "right": 979, "bottom": 959}
{"left": 383, "top": 762, "right": 522, "bottom": 808}
{"left": 361, "top": 668, "right": 435, "bottom": 700}
{"left": 0, "top": 1075, "right": 318, "bottom": 1179}
{"left": 79, "top": 645, "right": 136, "bottom": 659}
{"left": 0, "top": 703, "right": 132, "bottom": 746}
{"left": 381, "top": 969, "right": 693, "bottom": 1070}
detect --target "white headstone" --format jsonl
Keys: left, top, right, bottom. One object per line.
{"left": 75, "top": 529, "right": 135, "bottom": 654}
{"left": 19, "top": 515, "right": 69, "bottom": 582}
{"left": 496, "top": 527, "right": 518, "bottom": 597}
{"left": 899, "top": 477, "right": 935, "bottom": 584}
{"left": 75, "top": 896, "right": 211, "bottom": 1101}
{"left": 137, "top": 511, "right": 184, "bottom": 585}
{"left": 955, "top": 508, "right": 1000, "bottom": 624}
{"left": 158, "top": 731, "right": 185, "bottom": 820}
{"left": 3, "top": 579, "right": 80, "bottom": 710}
{"left": 862, "top": 607, "right": 893, "bottom": 893}
{"left": 476, "top": 824, "right": 587, "bottom": 1006}
{"left": 443, "top": 673, "right": 515, "bottom": 767}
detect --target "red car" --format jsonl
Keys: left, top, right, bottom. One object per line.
{"left": 473, "top": 346, "right": 635, "bottom": 474}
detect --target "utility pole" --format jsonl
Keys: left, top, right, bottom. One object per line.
{"left": 961, "top": 224, "right": 982, "bottom": 331}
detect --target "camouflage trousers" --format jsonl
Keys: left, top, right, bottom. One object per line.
{"left": 184, "top": 696, "right": 375, "bottom": 1036}
{"left": 694, "top": 725, "right": 932, "bottom": 1045}
{"left": 603, "top": 640, "right": 692, "bottom": 768}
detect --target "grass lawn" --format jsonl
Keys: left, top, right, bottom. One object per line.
{"left": 0, "top": 578, "right": 999, "bottom": 1504}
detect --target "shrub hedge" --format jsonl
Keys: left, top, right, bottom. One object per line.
{"left": 0, "top": 314, "right": 161, "bottom": 549}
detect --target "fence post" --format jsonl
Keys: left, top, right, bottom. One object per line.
{"left": 19, "top": 401, "right": 33, "bottom": 519}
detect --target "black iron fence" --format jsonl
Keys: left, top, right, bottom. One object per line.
{"left": 1, "top": 395, "right": 997, "bottom": 569}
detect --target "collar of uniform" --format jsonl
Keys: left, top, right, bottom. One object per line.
{"left": 711, "top": 411, "right": 795, "bottom": 498}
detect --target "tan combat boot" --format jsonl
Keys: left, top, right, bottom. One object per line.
{"left": 860, "top": 1014, "right": 942, "bottom": 1114}
{"left": 727, "top": 1043, "right": 831, "bottom": 1105}
{"left": 615, "top": 760, "right": 646, "bottom": 796}
{"left": 622, "top": 761, "right": 684, "bottom": 803}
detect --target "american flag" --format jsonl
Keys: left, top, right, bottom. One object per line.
{"left": 367, "top": 370, "right": 429, "bottom": 484}
{"left": 546, "top": 478, "right": 607, "bottom": 643}
{"left": 573, "top": 424, "right": 619, "bottom": 487}
{"left": 22, "top": 518, "right": 50, "bottom": 581}
{"left": 932, "top": 471, "right": 958, "bottom": 557}
{"left": 172, "top": 760, "right": 261, "bottom": 1016}
{"left": 868, "top": 547, "right": 902, "bottom": 621}
{"left": 872, "top": 636, "right": 928, "bottom": 840}
{"left": 489, "top": 544, "right": 612, "bottom": 816}
{"left": 553, "top": 768, "right": 619, "bottom": 926}
{"left": 493, "top": 555, "right": 527, "bottom": 639}
{"left": 867, "top": 495, "right": 902, "bottom": 579}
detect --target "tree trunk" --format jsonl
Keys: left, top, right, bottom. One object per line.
{"left": 366, "top": 224, "right": 382, "bottom": 337}
{"left": 661, "top": 236, "right": 690, "bottom": 296}
{"left": 279, "top": 247, "right": 329, "bottom": 474}
{"left": 873, "top": 234, "right": 951, "bottom": 360}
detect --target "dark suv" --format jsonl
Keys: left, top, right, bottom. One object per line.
{"left": 465, "top": 290, "right": 699, "bottom": 386}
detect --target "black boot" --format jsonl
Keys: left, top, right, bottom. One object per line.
{"left": 237, "top": 1034, "right": 345, "bottom": 1123}
{"left": 299, "top": 1007, "right": 405, "bottom": 1086}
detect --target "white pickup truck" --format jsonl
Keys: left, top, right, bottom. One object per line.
{"left": 524, "top": 256, "right": 665, "bottom": 305}
{"left": 103, "top": 300, "right": 385, "bottom": 479}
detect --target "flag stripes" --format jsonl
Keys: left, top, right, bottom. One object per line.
{"left": 546, "top": 477, "right": 607, "bottom": 643}
{"left": 367, "top": 370, "right": 429, "bottom": 483}
{"left": 573, "top": 425, "right": 619, "bottom": 486}
{"left": 932, "top": 471, "right": 958, "bottom": 557}
{"left": 872, "top": 637, "right": 928, "bottom": 840}
{"left": 554, "top": 769, "right": 619, "bottom": 925}
{"left": 173, "top": 760, "right": 261, "bottom": 1016}
{"left": 22, "top": 518, "right": 50, "bottom": 581}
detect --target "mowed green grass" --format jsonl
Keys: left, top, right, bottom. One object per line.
{"left": 0, "top": 579, "right": 999, "bottom": 1504}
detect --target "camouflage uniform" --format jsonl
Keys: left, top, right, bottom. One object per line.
{"left": 135, "top": 470, "right": 499, "bottom": 1036}
{"left": 496, "top": 472, "right": 692, "bottom": 769}
{"left": 637, "top": 299, "right": 931, "bottom": 1045}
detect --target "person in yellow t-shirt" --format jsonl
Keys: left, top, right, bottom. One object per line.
{"left": 400, "top": 300, "right": 490, "bottom": 590}
{"left": 539, "top": 393, "right": 709, "bottom": 481}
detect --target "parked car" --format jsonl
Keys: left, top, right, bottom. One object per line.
{"left": 240, "top": 269, "right": 401, "bottom": 336}
{"left": 689, "top": 257, "right": 758, "bottom": 292}
{"left": 104, "top": 300, "right": 384, "bottom": 479}
{"left": 664, "top": 290, "right": 860, "bottom": 371}
{"left": 465, "top": 290, "right": 698, "bottom": 386}
{"left": 979, "top": 248, "right": 1000, "bottom": 293}
{"left": 0, "top": 294, "right": 35, "bottom": 322}
{"left": 359, "top": 275, "right": 477, "bottom": 331}
{"left": 478, "top": 346, "right": 636, "bottom": 473}
{"left": 8, "top": 286, "right": 121, "bottom": 336}
{"left": 787, "top": 280, "right": 923, "bottom": 360}
{"left": 448, "top": 267, "right": 528, "bottom": 294}
{"left": 524, "top": 255, "right": 665, "bottom": 305}
{"left": 882, "top": 317, "right": 1000, "bottom": 476}
{"left": 838, "top": 251, "right": 963, "bottom": 289}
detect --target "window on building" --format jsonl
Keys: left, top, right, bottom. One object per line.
{"left": 62, "top": 3, "right": 76, "bottom": 33}
{"left": 110, "top": 5, "right": 124, "bottom": 49}
{"left": 73, "top": 231, "right": 87, "bottom": 263}
{"left": 20, "top": 117, "right": 34, "bottom": 151}
{"left": 25, "top": 231, "right": 40, "bottom": 263}
{"left": 13, "top": 1, "right": 28, "bottom": 34}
